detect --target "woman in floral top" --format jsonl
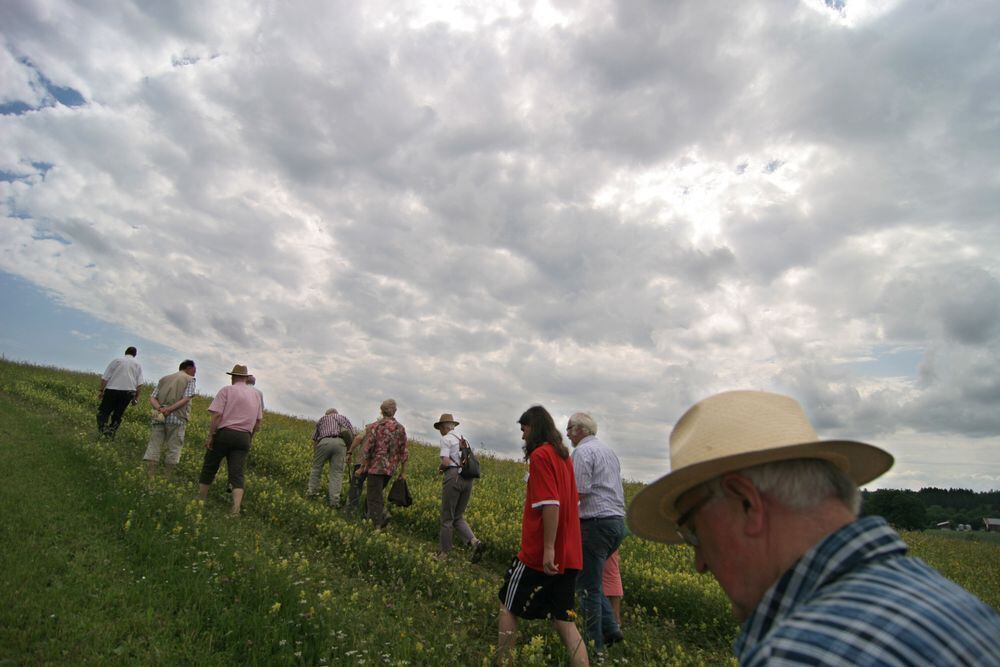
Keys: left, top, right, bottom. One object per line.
{"left": 360, "top": 399, "right": 408, "bottom": 527}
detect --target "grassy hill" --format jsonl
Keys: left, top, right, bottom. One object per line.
{"left": 1, "top": 359, "right": 997, "bottom": 665}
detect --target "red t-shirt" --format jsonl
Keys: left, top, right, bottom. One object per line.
{"left": 517, "top": 443, "right": 583, "bottom": 573}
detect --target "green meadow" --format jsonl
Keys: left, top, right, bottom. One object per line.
{"left": 1, "top": 359, "right": 997, "bottom": 665}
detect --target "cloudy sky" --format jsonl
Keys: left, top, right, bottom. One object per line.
{"left": 3, "top": 0, "right": 999, "bottom": 490}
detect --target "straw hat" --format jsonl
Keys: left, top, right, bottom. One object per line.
{"left": 434, "top": 413, "right": 460, "bottom": 429}
{"left": 626, "top": 390, "right": 894, "bottom": 544}
{"left": 226, "top": 364, "right": 251, "bottom": 377}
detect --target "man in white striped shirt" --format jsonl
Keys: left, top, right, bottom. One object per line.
{"left": 568, "top": 412, "right": 627, "bottom": 652}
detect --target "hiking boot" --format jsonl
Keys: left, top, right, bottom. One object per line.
{"left": 470, "top": 540, "right": 487, "bottom": 564}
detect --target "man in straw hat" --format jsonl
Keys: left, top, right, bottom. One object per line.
{"left": 627, "top": 390, "right": 1000, "bottom": 665}
{"left": 433, "top": 413, "right": 486, "bottom": 562}
{"left": 197, "top": 364, "right": 263, "bottom": 516}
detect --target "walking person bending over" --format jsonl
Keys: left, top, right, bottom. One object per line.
{"left": 309, "top": 408, "right": 354, "bottom": 508}
{"left": 143, "top": 359, "right": 197, "bottom": 478}
{"left": 434, "top": 413, "right": 486, "bottom": 562}
{"left": 497, "top": 405, "right": 588, "bottom": 667}
{"left": 346, "top": 421, "right": 372, "bottom": 514}
{"left": 198, "top": 364, "right": 262, "bottom": 516}
{"left": 627, "top": 390, "right": 1000, "bottom": 666}
{"left": 567, "top": 412, "right": 627, "bottom": 651}
{"left": 359, "top": 399, "right": 408, "bottom": 528}
{"left": 96, "top": 346, "right": 143, "bottom": 438}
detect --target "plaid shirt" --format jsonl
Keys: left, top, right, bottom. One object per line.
{"left": 736, "top": 515, "right": 1000, "bottom": 666}
{"left": 151, "top": 379, "right": 196, "bottom": 426}
{"left": 313, "top": 412, "right": 355, "bottom": 442}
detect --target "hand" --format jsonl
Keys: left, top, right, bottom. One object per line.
{"left": 542, "top": 546, "right": 559, "bottom": 575}
{"left": 205, "top": 436, "right": 214, "bottom": 450}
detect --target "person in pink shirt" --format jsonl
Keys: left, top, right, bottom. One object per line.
{"left": 198, "top": 364, "right": 263, "bottom": 516}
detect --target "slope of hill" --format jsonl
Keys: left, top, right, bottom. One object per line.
{"left": 1, "top": 359, "right": 997, "bottom": 665}
{"left": 0, "top": 359, "right": 737, "bottom": 665}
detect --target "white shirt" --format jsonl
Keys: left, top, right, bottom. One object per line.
{"left": 439, "top": 431, "right": 462, "bottom": 467}
{"left": 572, "top": 434, "right": 626, "bottom": 519}
{"left": 102, "top": 355, "right": 143, "bottom": 391}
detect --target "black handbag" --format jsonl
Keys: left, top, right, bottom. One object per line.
{"left": 387, "top": 477, "right": 413, "bottom": 507}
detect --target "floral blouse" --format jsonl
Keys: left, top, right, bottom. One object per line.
{"left": 362, "top": 417, "right": 408, "bottom": 475}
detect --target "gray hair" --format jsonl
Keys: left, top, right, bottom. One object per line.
{"left": 699, "top": 459, "right": 861, "bottom": 516}
{"left": 568, "top": 412, "right": 598, "bottom": 436}
{"left": 325, "top": 408, "right": 339, "bottom": 416}
{"left": 380, "top": 399, "right": 397, "bottom": 417}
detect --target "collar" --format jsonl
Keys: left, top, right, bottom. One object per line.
{"left": 735, "top": 515, "right": 907, "bottom": 658}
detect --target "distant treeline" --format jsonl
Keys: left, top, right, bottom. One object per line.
{"left": 861, "top": 488, "right": 1000, "bottom": 531}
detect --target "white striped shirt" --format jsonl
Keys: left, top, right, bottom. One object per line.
{"left": 571, "top": 435, "right": 625, "bottom": 519}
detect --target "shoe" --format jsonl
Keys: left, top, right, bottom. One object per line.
{"left": 604, "top": 629, "right": 624, "bottom": 647}
{"left": 433, "top": 552, "right": 448, "bottom": 562}
{"left": 470, "top": 540, "right": 486, "bottom": 564}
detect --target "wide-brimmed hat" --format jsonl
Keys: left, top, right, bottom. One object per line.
{"left": 226, "top": 364, "right": 251, "bottom": 377}
{"left": 434, "top": 413, "right": 460, "bottom": 429}
{"left": 627, "top": 390, "right": 894, "bottom": 544}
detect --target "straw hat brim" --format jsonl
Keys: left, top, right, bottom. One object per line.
{"left": 626, "top": 439, "right": 893, "bottom": 544}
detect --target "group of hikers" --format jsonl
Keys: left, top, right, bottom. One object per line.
{"left": 96, "top": 347, "right": 1000, "bottom": 665}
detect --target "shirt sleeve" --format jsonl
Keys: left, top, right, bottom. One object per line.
{"left": 184, "top": 379, "right": 196, "bottom": 398}
{"left": 102, "top": 359, "right": 119, "bottom": 381}
{"left": 208, "top": 386, "right": 227, "bottom": 414}
{"left": 527, "top": 448, "right": 560, "bottom": 509}
{"left": 136, "top": 364, "right": 143, "bottom": 387}
{"left": 574, "top": 446, "right": 592, "bottom": 495}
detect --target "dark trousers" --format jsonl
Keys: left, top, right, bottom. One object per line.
{"left": 365, "top": 473, "right": 391, "bottom": 526}
{"left": 347, "top": 464, "right": 367, "bottom": 513}
{"left": 199, "top": 428, "right": 252, "bottom": 488}
{"left": 96, "top": 389, "right": 135, "bottom": 437}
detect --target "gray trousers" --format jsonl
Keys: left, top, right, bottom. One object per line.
{"left": 308, "top": 437, "right": 347, "bottom": 506}
{"left": 439, "top": 468, "right": 476, "bottom": 552}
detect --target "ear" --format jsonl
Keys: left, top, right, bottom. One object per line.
{"left": 720, "top": 474, "right": 766, "bottom": 537}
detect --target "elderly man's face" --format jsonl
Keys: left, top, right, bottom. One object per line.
{"left": 565, "top": 422, "right": 584, "bottom": 446}
{"left": 676, "top": 484, "right": 765, "bottom": 622}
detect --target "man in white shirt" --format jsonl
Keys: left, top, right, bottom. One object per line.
{"left": 434, "top": 413, "right": 486, "bottom": 562}
{"left": 568, "top": 412, "right": 627, "bottom": 651}
{"left": 97, "top": 346, "right": 144, "bottom": 438}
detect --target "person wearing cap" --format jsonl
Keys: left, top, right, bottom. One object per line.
{"left": 567, "top": 412, "right": 626, "bottom": 651}
{"left": 498, "top": 405, "right": 588, "bottom": 667}
{"left": 627, "top": 390, "right": 1000, "bottom": 666}
{"left": 197, "top": 364, "right": 263, "bottom": 516}
{"left": 142, "top": 359, "right": 197, "bottom": 478}
{"left": 96, "top": 346, "right": 144, "bottom": 438}
{"left": 358, "top": 399, "right": 408, "bottom": 528}
{"left": 309, "top": 408, "right": 355, "bottom": 508}
{"left": 434, "top": 413, "right": 486, "bottom": 562}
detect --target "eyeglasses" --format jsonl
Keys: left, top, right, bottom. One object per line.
{"left": 675, "top": 493, "right": 715, "bottom": 547}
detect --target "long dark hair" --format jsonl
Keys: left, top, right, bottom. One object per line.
{"left": 518, "top": 405, "right": 569, "bottom": 460}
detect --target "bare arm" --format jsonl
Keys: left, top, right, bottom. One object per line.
{"left": 541, "top": 504, "right": 561, "bottom": 575}
{"left": 205, "top": 412, "right": 223, "bottom": 448}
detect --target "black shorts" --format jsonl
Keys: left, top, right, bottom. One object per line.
{"left": 498, "top": 556, "right": 579, "bottom": 621}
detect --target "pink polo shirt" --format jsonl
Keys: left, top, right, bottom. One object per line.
{"left": 208, "top": 383, "right": 263, "bottom": 433}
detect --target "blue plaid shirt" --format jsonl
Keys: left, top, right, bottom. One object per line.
{"left": 736, "top": 515, "right": 1000, "bottom": 666}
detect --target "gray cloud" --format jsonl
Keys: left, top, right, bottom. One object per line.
{"left": 2, "top": 0, "right": 999, "bottom": 488}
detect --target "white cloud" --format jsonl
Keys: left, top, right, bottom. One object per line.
{"left": 2, "top": 0, "right": 999, "bottom": 490}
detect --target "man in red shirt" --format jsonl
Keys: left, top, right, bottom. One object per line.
{"left": 497, "top": 405, "right": 588, "bottom": 667}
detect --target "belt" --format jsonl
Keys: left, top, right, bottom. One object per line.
{"left": 580, "top": 515, "right": 625, "bottom": 522}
